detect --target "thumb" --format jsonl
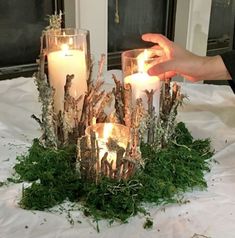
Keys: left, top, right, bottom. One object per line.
{"left": 148, "top": 60, "right": 175, "bottom": 76}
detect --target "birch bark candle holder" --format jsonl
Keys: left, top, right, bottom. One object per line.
{"left": 122, "top": 48, "right": 161, "bottom": 115}
{"left": 33, "top": 11, "right": 184, "bottom": 182}
{"left": 77, "top": 123, "right": 141, "bottom": 181}
{"left": 33, "top": 27, "right": 91, "bottom": 148}
{"left": 45, "top": 28, "right": 89, "bottom": 117}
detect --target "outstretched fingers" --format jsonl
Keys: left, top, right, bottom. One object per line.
{"left": 151, "top": 45, "right": 165, "bottom": 56}
{"left": 142, "top": 33, "right": 171, "bottom": 47}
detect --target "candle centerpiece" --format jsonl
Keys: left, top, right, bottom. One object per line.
{"left": 12, "top": 11, "right": 213, "bottom": 228}
{"left": 33, "top": 24, "right": 92, "bottom": 148}
{"left": 46, "top": 28, "right": 89, "bottom": 116}
{"left": 122, "top": 48, "right": 161, "bottom": 115}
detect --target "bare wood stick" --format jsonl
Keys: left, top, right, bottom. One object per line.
{"left": 171, "top": 82, "right": 180, "bottom": 107}
{"left": 39, "top": 35, "right": 46, "bottom": 81}
{"left": 130, "top": 98, "right": 145, "bottom": 156}
{"left": 63, "top": 75, "right": 74, "bottom": 142}
{"left": 64, "top": 75, "right": 74, "bottom": 104}
{"left": 145, "top": 89, "right": 155, "bottom": 144}
{"left": 95, "top": 92, "right": 113, "bottom": 121}
{"left": 101, "top": 152, "right": 108, "bottom": 176}
{"left": 57, "top": 110, "right": 64, "bottom": 146}
{"left": 112, "top": 74, "right": 125, "bottom": 124}
{"left": 123, "top": 83, "right": 132, "bottom": 127}
{"left": 156, "top": 79, "right": 185, "bottom": 148}
{"left": 34, "top": 48, "right": 57, "bottom": 148}
{"left": 77, "top": 136, "right": 90, "bottom": 179}
{"left": 161, "top": 78, "right": 172, "bottom": 116}
{"left": 104, "top": 160, "right": 113, "bottom": 178}
{"left": 87, "top": 80, "right": 104, "bottom": 102}
{"left": 163, "top": 87, "right": 185, "bottom": 145}
{"left": 92, "top": 90, "right": 105, "bottom": 106}
{"left": 121, "top": 160, "right": 129, "bottom": 179}
{"left": 63, "top": 74, "right": 85, "bottom": 144}
{"left": 96, "top": 54, "right": 106, "bottom": 82}
{"left": 31, "top": 114, "right": 42, "bottom": 126}
{"left": 89, "top": 131, "right": 98, "bottom": 182}
{"left": 126, "top": 162, "right": 135, "bottom": 179}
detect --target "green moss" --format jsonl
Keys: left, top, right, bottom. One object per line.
{"left": 0, "top": 181, "right": 5, "bottom": 187}
{"left": 82, "top": 178, "right": 143, "bottom": 222}
{"left": 15, "top": 139, "right": 81, "bottom": 209}
{"left": 10, "top": 122, "right": 214, "bottom": 224}
{"left": 143, "top": 217, "right": 153, "bottom": 229}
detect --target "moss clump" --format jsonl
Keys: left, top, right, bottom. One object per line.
{"left": 11, "top": 122, "right": 214, "bottom": 223}
{"left": 138, "top": 122, "right": 213, "bottom": 204}
{"left": 14, "top": 139, "right": 81, "bottom": 209}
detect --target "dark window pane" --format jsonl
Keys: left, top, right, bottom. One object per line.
{"left": 207, "top": 0, "right": 235, "bottom": 55}
{"left": 0, "top": 0, "right": 55, "bottom": 67}
{"left": 108, "top": 0, "right": 167, "bottom": 52}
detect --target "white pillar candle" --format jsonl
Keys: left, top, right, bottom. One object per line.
{"left": 122, "top": 49, "right": 161, "bottom": 114}
{"left": 48, "top": 47, "right": 87, "bottom": 115}
{"left": 124, "top": 72, "right": 161, "bottom": 113}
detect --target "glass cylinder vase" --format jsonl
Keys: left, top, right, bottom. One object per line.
{"left": 84, "top": 123, "right": 135, "bottom": 180}
{"left": 122, "top": 48, "right": 161, "bottom": 114}
{"left": 45, "top": 28, "right": 89, "bottom": 115}
{"left": 85, "top": 123, "right": 130, "bottom": 170}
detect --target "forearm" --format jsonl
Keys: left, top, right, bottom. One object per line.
{"left": 199, "top": 55, "right": 232, "bottom": 81}
{"left": 220, "top": 51, "right": 235, "bottom": 79}
{"left": 173, "top": 54, "right": 231, "bottom": 82}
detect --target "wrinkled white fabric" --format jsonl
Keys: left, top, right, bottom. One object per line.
{"left": 0, "top": 77, "right": 235, "bottom": 238}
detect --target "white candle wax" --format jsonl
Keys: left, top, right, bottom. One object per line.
{"left": 48, "top": 49, "right": 87, "bottom": 115}
{"left": 124, "top": 72, "right": 161, "bottom": 113}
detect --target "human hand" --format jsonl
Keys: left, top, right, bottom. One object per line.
{"left": 142, "top": 33, "right": 220, "bottom": 82}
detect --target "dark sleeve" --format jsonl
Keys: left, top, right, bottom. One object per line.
{"left": 220, "top": 50, "right": 235, "bottom": 93}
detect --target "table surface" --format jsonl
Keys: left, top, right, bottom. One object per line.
{"left": 1, "top": 76, "right": 235, "bottom": 238}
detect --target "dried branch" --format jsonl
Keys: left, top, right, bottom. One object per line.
{"left": 130, "top": 99, "right": 145, "bottom": 157}
{"left": 62, "top": 74, "right": 84, "bottom": 144}
{"left": 82, "top": 55, "right": 113, "bottom": 128}
{"left": 31, "top": 114, "right": 42, "bottom": 126}
{"left": 94, "top": 92, "right": 113, "bottom": 122}
{"left": 33, "top": 49, "right": 57, "bottom": 148}
{"left": 96, "top": 54, "right": 106, "bottom": 83}
{"left": 45, "top": 11, "right": 63, "bottom": 30}
{"left": 112, "top": 74, "right": 125, "bottom": 124}
{"left": 123, "top": 83, "right": 132, "bottom": 127}
{"left": 145, "top": 89, "right": 155, "bottom": 144}
{"left": 160, "top": 78, "right": 171, "bottom": 116}
{"left": 154, "top": 80, "right": 185, "bottom": 148}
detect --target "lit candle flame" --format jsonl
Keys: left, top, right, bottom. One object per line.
{"left": 103, "top": 123, "right": 113, "bottom": 141}
{"left": 137, "top": 49, "right": 150, "bottom": 73}
{"left": 136, "top": 49, "right": 158, "bottom": 74}
{"left": 61, "top": 43, "right": 69, "bottom": 56}
{"left": 69, "top": 37, "right": 73, "bottom": 45}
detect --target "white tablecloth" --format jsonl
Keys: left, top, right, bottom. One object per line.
{"left": 1, "top": 77, "right": 235, "bottom": 238}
